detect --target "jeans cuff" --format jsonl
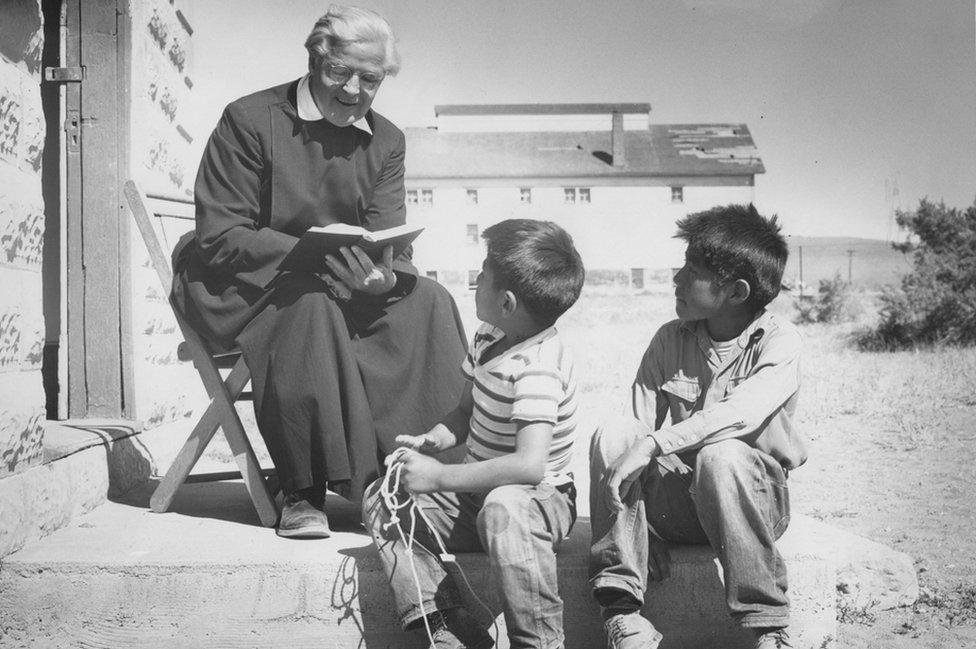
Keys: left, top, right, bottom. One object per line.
{"left": 590, "top": 576, "right": 645, "bottom": 606}
{"left": 737, "top": 613, "right": 791, "bottom": 629}
{"left": 398, "top": 596, "right": 464, "bottom": 630}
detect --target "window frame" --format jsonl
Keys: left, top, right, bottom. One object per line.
{"left": 465, "top": 223, "right": 479, "bottom": 244}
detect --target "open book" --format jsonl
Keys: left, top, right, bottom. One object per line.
{"left": 278, "top": 222, "right": 424, "bottom": 273}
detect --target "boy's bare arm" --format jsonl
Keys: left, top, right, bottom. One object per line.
{"left": 395, "top": 382, "right": 474, "bottom": 452}
{"left": 392, "top": 420, "right": 553, "bottom": 494}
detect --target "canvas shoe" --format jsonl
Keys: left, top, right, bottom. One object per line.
{"left": 276, "top": 486, "right": 331, "bottom": 538}
{"left": 604, "top": 611, "right": 663, "bottom": 649}
{"left": 425, "top": 607, "right": 494, "bottom": 649}
{"left": 754, "top": 627, "right": 793, "bottom": 649}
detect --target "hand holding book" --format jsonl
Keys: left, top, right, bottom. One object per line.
{"left": 278, "top": 222, "right": 424, "bottom": 273}
{"left": 325, "top": 243, "right": 397, "bottom": 296}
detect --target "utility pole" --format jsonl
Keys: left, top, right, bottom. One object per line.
{"left": 847, "top": 249, "right": 854, "bottom": 284}
{"left": 798, "top": 246, "right": 804, "bottom": 297}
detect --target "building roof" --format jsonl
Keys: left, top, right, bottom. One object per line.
{"left": 404, "top": 124, "right": 765, "bottom": 180}
{"left": 435, "top": 103, "right": 652, "bottom": 116}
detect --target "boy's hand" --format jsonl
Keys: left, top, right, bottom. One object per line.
{"left": 604, "top": 436, "right": 660, "bottom": 512}
{"left": 387, "top": 448, "right": 443, "bottom": 494}
{"left": 393, "top": 433, "right": 441, "bottom": 454}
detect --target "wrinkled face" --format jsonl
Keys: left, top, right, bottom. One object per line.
{"left": 309, "top": 40, "right": 386, "bottom": 127}
{"left": 672, "top": 254, "right": 731, "bottom": 322}
{"left": 475, "top": 260, "right": 506, "bottom": 326}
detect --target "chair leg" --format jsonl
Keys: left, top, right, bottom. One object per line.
{"left": 149, "top": 401, "right": 223, "bottom": 514}
{"left": 151, "top": 356, "right": 278, "bottom": 527}
{"left": 212, "top": 357, "right": 279, "bottom": 527}
{"left": 150, "top": 397, "right": 279, "bottom": 527}
{"left": 221, "top": 406, "right": 279, "bottom": 527}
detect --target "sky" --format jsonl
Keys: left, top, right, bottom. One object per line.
{"left": 185, "top": 0, "right": 976, "bottom": 240}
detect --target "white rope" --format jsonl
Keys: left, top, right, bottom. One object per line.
{"left": 379, "top": 454, "right": 498, "bottom": 646}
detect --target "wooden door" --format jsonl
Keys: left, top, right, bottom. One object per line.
{"left": 61, "top": 0, "right": 132, "bottom": 418}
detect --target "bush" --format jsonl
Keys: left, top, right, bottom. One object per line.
{"left": 795, "top": 273, "right": 862, "bottom": 324}
{"left": 857, "top": 198, "right": 976, "bottom": 349}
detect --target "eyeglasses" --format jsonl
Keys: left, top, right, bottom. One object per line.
{"left": 323, "top": 61, "right": 385, "bottom": 91}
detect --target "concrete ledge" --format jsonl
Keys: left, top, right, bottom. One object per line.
{"left": 800, "top": 516, "right": 918, "bottom": 610}
{"left": 49, "top": 420, "right": 153, "bottom": 498}
{"left": 41, "top": 419, "right": 142, "bottom": 464}
{"left": 0, "top": 442, "right": 106, "bottom": 559}
{"left": 0, "top": 481, "right": 840, "bottom": 649}
{"left": 0, "top": 420, "right": 151, "bottom": 559}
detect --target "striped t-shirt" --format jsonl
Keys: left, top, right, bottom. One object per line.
{"left": 461, "top": 323, "right": 579, "bottom": 485}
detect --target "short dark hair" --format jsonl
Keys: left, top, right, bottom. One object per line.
{"left": 482, "top": 219, "right": 585, "bottom": 326}
{"left": 675, "top": 204, "right": 788, "bottom": 312}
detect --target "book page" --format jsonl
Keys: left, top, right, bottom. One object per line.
{"left": 308, "top": 223, "right": 367, "bottom": 235}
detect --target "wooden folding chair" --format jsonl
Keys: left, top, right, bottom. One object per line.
{"left": 124, "top": 180, "right": 279, "bottom": 527}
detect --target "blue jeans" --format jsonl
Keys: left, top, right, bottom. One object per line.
{"left": 588, "top": 418, "right": 791, "bottom": 628}
{"left": 363, "top": 480, "right": 577, "bottom": 649}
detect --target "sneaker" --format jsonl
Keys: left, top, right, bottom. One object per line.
{"left": 276, "top": 487, "right": 330, "bottom": 539}
{"left": 754, "top": 627, "right": 792, "bottom": 649}
{"left": 425, "top": 607, "right": 494, "bottom": 649}
{"left": 604, "top": 611, "right": 662, "bottom": 649}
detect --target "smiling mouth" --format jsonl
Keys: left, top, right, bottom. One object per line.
{"left": 336, "top": 98, "right": 358, "bottom": 107}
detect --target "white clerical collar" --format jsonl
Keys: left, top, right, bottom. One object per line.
{"left": 296, "top": 74, "right": 372, "bottom": 135}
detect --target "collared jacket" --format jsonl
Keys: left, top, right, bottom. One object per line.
{"left": 633, "top": 310, "right": 807, "bottom": 471}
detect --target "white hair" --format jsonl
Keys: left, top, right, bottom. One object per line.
{"left": 304, "top": 5, "right": 401, "bottom": 75}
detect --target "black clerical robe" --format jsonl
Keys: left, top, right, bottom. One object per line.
{"left": 172, "top": 80, "right": 466, "bottom": 499}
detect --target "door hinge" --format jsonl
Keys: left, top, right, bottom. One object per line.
{"left": 44, "top": 66, "right": 85, "bottom": 83}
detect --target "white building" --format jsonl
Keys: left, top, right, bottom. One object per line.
{"left": 403, "top": 103, "right": 765, "bottom": 290}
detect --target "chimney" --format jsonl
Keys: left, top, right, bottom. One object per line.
{"left": 611, "top": 110, "right": 625, "bottom": 167}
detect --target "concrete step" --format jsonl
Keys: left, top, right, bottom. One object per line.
{"left": 0, "top": 480, "right": 848, "bottom": 649}
{"left": 0, "top": 420, "right": 146, "bottom": 559}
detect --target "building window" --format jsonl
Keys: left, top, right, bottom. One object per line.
{"left": 631, "top": 268, "right": 645, "bottom": 290}
{"left": 671, "top": 186, "right": 684, "bottom": 203}
{"left": 466, "top": 223, "right": 479, "bottom": 244}
{"left": 409, "top": 189, "right": 434, "bottom": 207}
{"left": 564, "top": 187, "right": 591, "bottom": 204}
{"left": 426, "top": 270, "right": 438, "bottom": 282}
{"left": 520, "top": 187, "right": 532, "bottom": 204}
{"left": 467, "top": 269, "right": 480, "bottom": 290}
{"left": 466, "top": 189, "right": 479, "bottom": 205}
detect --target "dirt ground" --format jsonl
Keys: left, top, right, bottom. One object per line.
{"left": 213, "top": 288, "right": 976, "bottom": 648}
{"left": 784, "top": 322, "right": 976, "bottom": 649}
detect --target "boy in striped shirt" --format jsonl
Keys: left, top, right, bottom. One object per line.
{"left": 363, "top": 219, "right": 585, "bottom": 649}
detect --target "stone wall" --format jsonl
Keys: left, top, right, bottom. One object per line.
{"left": 0, "top": 0, "right": 45, "bottom": 478}
{"left": 126, "top": 0, "right": 204, "bottom": 429}
{"left": 129, "top": 0, "right": 195, "bottom": 202}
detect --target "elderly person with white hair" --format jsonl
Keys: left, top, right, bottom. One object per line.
{"left": 173, "top": 5, "right": 467, "bottom": 538}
